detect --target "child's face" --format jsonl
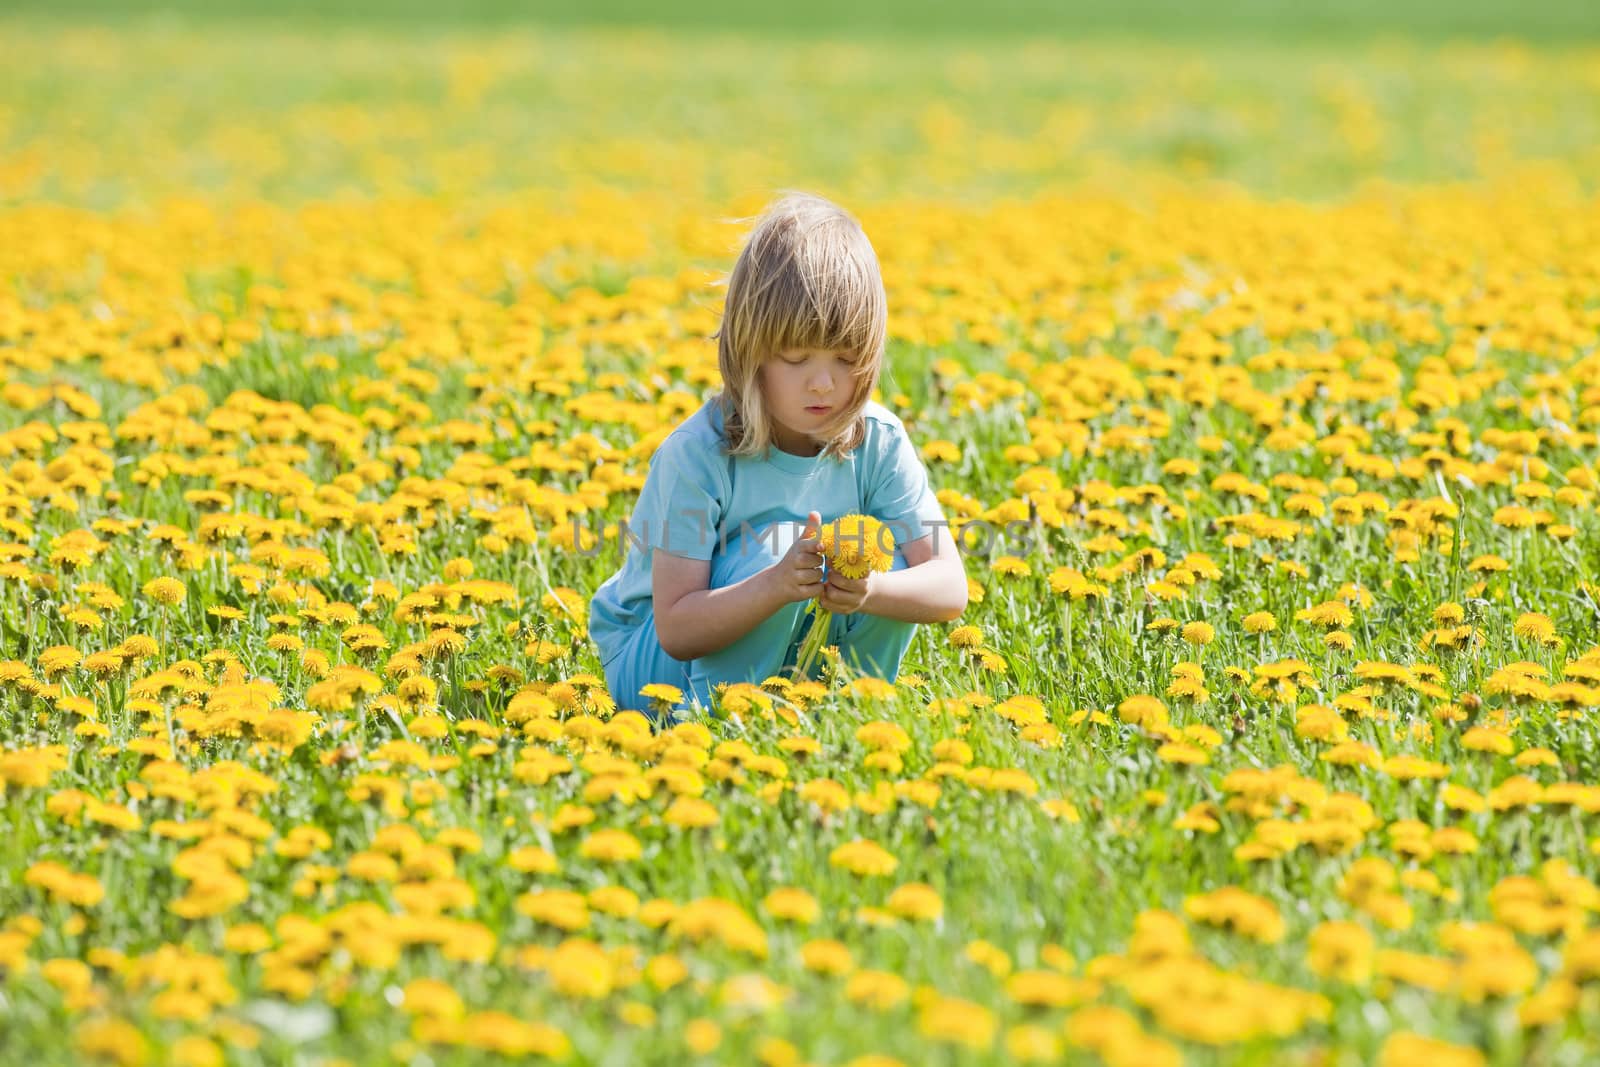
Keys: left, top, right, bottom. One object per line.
{"left": 758, "top": 346, "right": 858, "bottom": 456}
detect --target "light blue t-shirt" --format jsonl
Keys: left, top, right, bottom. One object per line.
{"left": 588, "top": 396, "right": 947, "bottom": 666}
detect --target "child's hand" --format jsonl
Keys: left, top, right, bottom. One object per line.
{"left": 820, "top": 571, "right": 872, "bottom": 615}
{"left": 767, "top": 510, "right": 825, "bottom": 605}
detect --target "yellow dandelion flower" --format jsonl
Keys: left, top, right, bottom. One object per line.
{"left": 142, "top": 577, "right": 186, "bottom": 606}
{"left": 663, "top": 797, "right": 719, "bottom": 829}
{"left": 1297, "top": 601, "right": 1354, "bottom": 629}
{"left": 579, "top": 829, "right": 641, "bottom": 863}
{"left": 1513, "top": 612, "right": 1559, "bottom": 645}
{"left": 37, "top": 646, "right": 83, "bottom": 678}
{"left": 828, "top": 839, "right": 899, "bottom": 878}
{"left": 947, "top": 624, "right": 983, "bottom": 648}
{"left": 640, "top": 683, "right": 685, "bottom": 706}
{"left": 794, "top": 514, "right": 899, "bottom": 675}
{"left": 886, "top": 883, "right": 943, "bottom": 921}
{"left": 763, "top": 887, "right": 820, "bottom": 924}
{"left": 1378, "top": 1033, "right": 1484, "bottom": 1067}
{"left": 1242, "top": 611, "right": 1277, "bottom": 633}
{"left": 992, "top": 555, "right": 1032, "bottom": 577}
{"left": 818, "top": 514, "right": 896, "bottom": 579}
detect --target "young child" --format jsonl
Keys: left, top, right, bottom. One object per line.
{"left": 588, "top": 191, "right": 968, "bottom": 717}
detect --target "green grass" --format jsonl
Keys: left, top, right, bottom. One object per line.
{"left": 2, "top": 22, "right": 1598, "bottom": 210}
{"left": 7, "top": 0, "right": 1600, "bottom": 41}
{"left": 1, "top": 14, "right": 1599, "bottom": 1067}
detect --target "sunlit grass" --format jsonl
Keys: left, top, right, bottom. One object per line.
{"left": 2, "top": 20, "right": 1600, "bottom": 1067}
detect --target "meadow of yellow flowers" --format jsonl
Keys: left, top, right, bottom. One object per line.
{"left": 3, "top": 18, "right": 1600, "bottom": 1067}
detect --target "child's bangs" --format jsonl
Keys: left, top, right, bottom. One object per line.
{"left": 753, "top": 247, "right": 884, "bottom": 372}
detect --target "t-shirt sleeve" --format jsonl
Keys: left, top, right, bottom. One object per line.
{"left": 632, "top": 433, "right": 726, "bottom": 561}
{"left": 865, "top": 422, "right": 946, "bottom": 547}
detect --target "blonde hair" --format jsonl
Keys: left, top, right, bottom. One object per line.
{"left": 712, "top": 191, "right": 888, "bottom": 462}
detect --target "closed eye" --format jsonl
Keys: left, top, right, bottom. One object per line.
{"left": 778, "top": 349, "right": 859, "bottom": 367}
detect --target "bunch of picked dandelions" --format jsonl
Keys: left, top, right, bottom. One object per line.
{"left": 793, "top": 513, "right": 896, "bottom": 678}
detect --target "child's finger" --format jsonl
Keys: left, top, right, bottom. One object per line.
{"left": 801, "top": 510, "right": 821, "bottom": 539}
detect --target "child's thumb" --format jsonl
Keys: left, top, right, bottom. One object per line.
{"left": 802, "top": 510, "right": 821, "bottom": 538}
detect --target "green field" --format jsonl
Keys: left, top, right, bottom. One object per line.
{"left": 3, "top": 8, "right": 1600, "bottom": 1067}
{"left": 2, "top": 22, "right": 1598, "bottom": 209}
{"left": 6, "top": 0, "right": 1600, "bottom": 40}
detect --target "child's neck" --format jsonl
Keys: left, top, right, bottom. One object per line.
{"left": 771, "top": 428, "right": 822, "bottom": 457}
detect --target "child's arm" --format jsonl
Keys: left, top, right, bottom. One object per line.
{"left": 842, "top": 416, "right": 966, "bottom": 625}
{"left": 819, "top": 527, "right": 967, "bottom": 624}
{"left": 653, "top": 512, "right": 825, "bottom": 662}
